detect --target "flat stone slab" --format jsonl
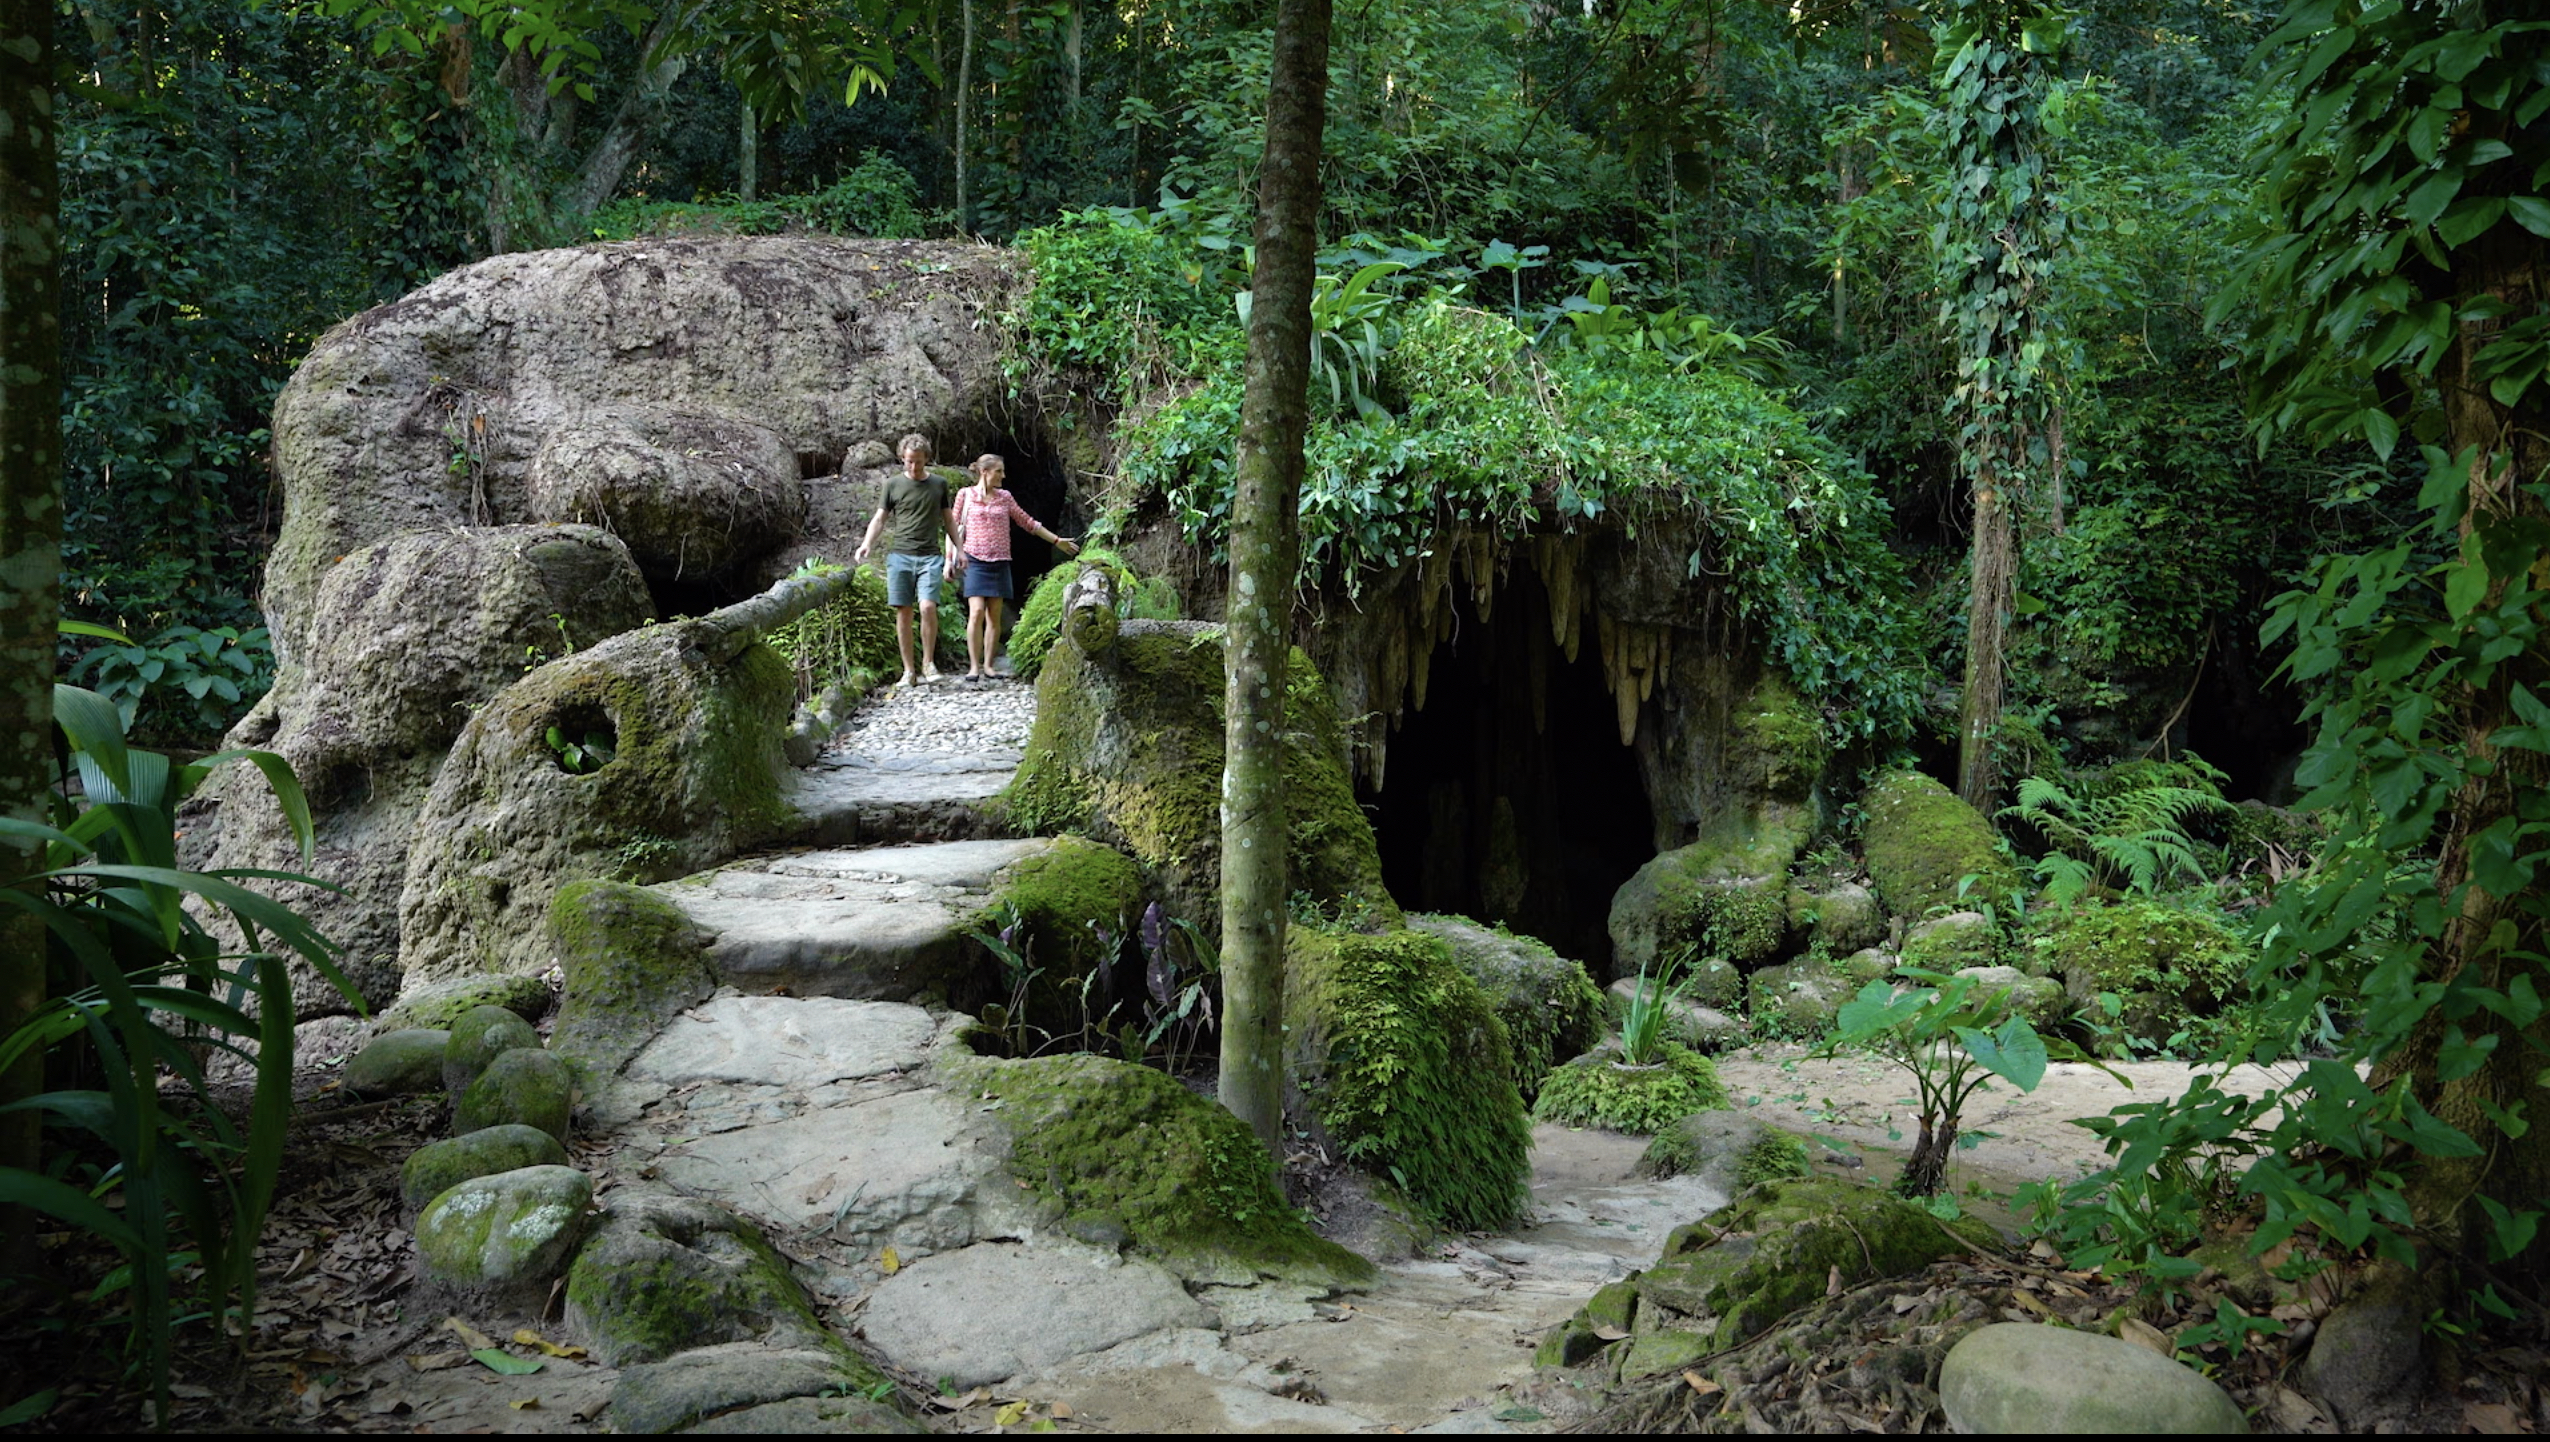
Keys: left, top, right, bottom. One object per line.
{"left": 651, "top": 839, "right": 1053, "bottom": 999}
{"left": 653, "top": 1087, "right": 1027, "bottom": 1251}
{"left": 860, "top": 1240, "right": 1214, "bottom": 1388}
{"left": 783, "top": 763, "right": 1017, "bottom": 847}
{"left": 629, "top": 996, "right": 941, "bottom": 1089}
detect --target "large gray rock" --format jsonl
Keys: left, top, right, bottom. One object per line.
{"left": 443, "top": 1004, "right": 541, "bottom": 1096}
{"left": 187, "top": 525, "right": 652, "bottom": 1013}
{"left": 524, "top": 410, "right": 804, "bottom": 587}
{"left": 566, "top": 1192, "right": 829, "bottom": 1366}
{"left": 1746, "top": 952, "right": 1851, "bottom": 1037}
{"left": 611, "top": 1344, "right": 913, "bottom": 1435}
{"left": 342, "top": 1029, "right": 449, "bottom": 1097}
{"left": 401, "top": 1124, "right": 569, "bottom": 1211}
{"left": 628, "top": 996, "right": 941, "bottom": 1089}
{"left": 2299, "top": 1270, "right": 2430, "bottom": 1426}
{"left": 1939, "top": 1322, "right": 2245, "bottom": 1433}
{"left": 1607, "top": 833, "right": 1796, "bottom": 998}
{"left": 453, "top": 1047, "right": 575, "bottom": 1142}
{"left": 683, "top": 1395, "right": 923, "bottom": 1434}
{"left": 858, "top": 1240, "right": 1213, "bottom": 1387}
{"left": 415, "top": 1164, "right": 593, "bottom": 1287}
{"left": 1409, "top": 914, "right": 1605, "bottom": 1090}
{"left": 1903, "top": 910, "right": 1998, "bottom": 974}
{"left": 1788, "top": 878, "right": 1885, "bottom": 954}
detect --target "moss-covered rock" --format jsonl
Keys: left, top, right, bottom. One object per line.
{"left": 1002, "top": 621, "right": 1397, "bottom": 937}
{"left": 1285, "top": 925, "right": 1531, "bottom": 1230}
{"left": 1008, "top": 548, "right": 1178, "bottom": 681}
{"left": 1954, "top": 966, "right": 2071, "bottom": 1028}
{"left": 1533, "top": 1042, "right": 1729, "bottom": 1135}
{"left": 1746, "top": 952, "right": 1852, "bottom": 1038}
{"left": 2029, "top": 898, "right": 2248, "bottom": 1041}
{"left": 343, "top": 1029, "right": 450, "bottom": 1098}
{"left": 380, "top": 974, "right": 553, "bottom": 1033}
{"left": 402, "top": 1124, "right": 570, "bottom": 1211}
{"left": 1636, "top": 1109, "right": 1812, "bottom": 1193}
{"left": 937, "top": 1051, "right": 1374, "bottom": 1288}
{"left": 1607, "top": 835, "right": 1797, "bottom": 998}
{"left": 416, "top": 1164, "right": 593, "bottom": 1287}
{"left": 565, "top": 1192, "right": 831, "bottom": 1366}
{"left": 1860, "top": 770, "right": 2022, "bottom": 921}
{"left": 443, "top": 1004, "right": 541, "bottom": 1097}
{"left": 1902, "top": 910, "right": 1999, "bottom": 974}
{"left": 984, "top": 835, "right": 1147, "bottom": 1017}
{"left": 547, "top": 880, "right": 718, "bottom": 1082}
{"left": 454, "top": 1047, "right": 575, "bottom": 1142}
{"left": 1408, "top": 914, "right": 1606, "bottom": 1099}
{"left": 1787, "top": 878, "right": 1886, "bottom": 955}
{"left": 397, "top": 615, "right": 802, "bottom": 987}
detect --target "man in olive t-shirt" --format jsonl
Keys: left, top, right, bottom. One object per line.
{"left": 853, "top": 433, "right": 963, "bottom": 685}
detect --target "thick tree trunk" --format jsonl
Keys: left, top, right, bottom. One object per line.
{"left": 0, "top": 0, "right": 63, "bottom": 1262}
{"left": 1217, "top": 0, "right": 1332, "bottom": 1149}
{"left": 1957, "top": 463, "right": 2013, "bottom": 810}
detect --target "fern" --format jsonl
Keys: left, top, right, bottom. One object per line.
{"left": 2000, "top": 756, "right": 2240, "bottom": 901}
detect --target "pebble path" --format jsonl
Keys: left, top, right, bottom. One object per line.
{"left": 823, "top": 668, "right": 1039, "bottom": 766}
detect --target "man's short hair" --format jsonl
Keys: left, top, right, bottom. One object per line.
{"left": 898, "top": 433, "right": 934, "bottom": 462}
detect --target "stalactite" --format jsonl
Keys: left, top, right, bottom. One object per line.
{"left": 1634, "top": 625, "right": 1659, "bottom": 704}
{"left": 1616, "top": 665, "right": 1641, "bottom": 747}
{"left": 1369, "top": 725, "right": 1388, "bottom": 793}
{"left": 1410, "top": 611, "right": 1434, "bottom": 712}
{"left": 1596, "top": 610, "right": 1620, "bottom": 697}
{"left": 1380, "top": 611, "right": 1410, "bottom": 724}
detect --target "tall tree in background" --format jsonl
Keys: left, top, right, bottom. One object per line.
{"left": 0, "top": 0, "right": 61, "bottom": 1252}
{"left": 1931, "top": 0, "right": 2070, "bottom": 809}
{"left": 1218, "top": 0, "right": 1332, "bottom": 1147}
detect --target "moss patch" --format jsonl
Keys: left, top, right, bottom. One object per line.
{"left": 1729, "top": 673, "right": 1829, "bottom": 803}
{"left": 1859, "top": 769, "right": 2023, "bottom": 919}
{"left": 990, "top": 836, "right": 1144, "bottom": 972}
{"left": 565, "top": 1197, "right": 834, "bottom": 1367}
{"left": 547, "top": 879, "right": 718, "bottom": 1081}
{"left": 1532, "top": 1042, "right": 1729, "bottom": 1135}
{"left": 2027, "top": 897, "right": 2247, "bottom": 1045}
{"left": 1637, "top": 1111, "right": 1811, "bottom": 1190}
{"left": 1408, "top": 913, "right": 1605, "bottom": 1101}
{"left": 1609, "top": 835, "right": 1799, "bottom": 997}
{"left": 1285, "top": 925, "right": 1532, "bottom": 1230}
{"left": 942, "top": 1051, "right": 1373, "bottom": 1288}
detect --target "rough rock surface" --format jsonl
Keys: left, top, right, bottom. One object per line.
{"left": 442, "top": 1004, "right": 540, "bottom": 1097}
{"left": 1411, "top": 913, "right": 1606, "bottom": 1093}
{"left": 547, "top": 880, "right": 718, "bottom": 1080}
{"left": 608, "top": 1343, "right": 905, "bottom": 1435}
{"left": 859, "top": 1239, "right": 1214, "bottom": 1387}
{"left": 415, "top": 1164, "right": 593, "bottom": 1287}
{"left": 789, "top": 675, "right": 1037, "bottom": 846}
{"left": 190, "top": 525, "right": 652, "bottom": 1012}
{"left": 377, "top": 973, "right": 553, "bottom": 1033}
{"left": 1939, "top": 1323, "right": 2246, "bottom": 1433}
{"left": 400, "top": 1124, "right": 570, "bottom": 1212}
{"left": 566, "top": 1191, "right": 831, "bottom": 1366}
{"left": 1633, "top": 1109, "right": 1811, "bottom": 1195}
{"left": 523, "top": 410, "right": 805, "bottom": 587}
{"left": 342, "top": 1029, "right": 449, "bottom": 1097}
{"left": 1860, "top": 770, "right": 2023, "bottom": 920}
{"left": 1606, "top": 834, "right": 1796, "bottom": 1000}
{"left": 1954, "top": 965, "right": 2069, "bottom": 1027}
{"left": 1904, "top": 910, "right": 1999, "bottom": 973}
{"left": 453, "top": 1046, "right": 575, "bottom": 1142}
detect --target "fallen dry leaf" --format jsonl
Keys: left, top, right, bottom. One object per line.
{"left": 993, "top": 1401, "right": 1028, "bottom": 1427}
{"left": 405, "top": 1352, "right": 468, "bottom": 1372}
{"left": 1682, "top": 1370, "right": 1723, "bottom": 1397}
{"left": 509, "top": 1398, "right": 541, "bottom": 1412}
{"left": 2465, "top": 1402, "right": 2522, "bottom": 1435}
{"left": 2117, "top": 1317, "right": 2173, "bottom": 1357}
{"left": 929, "top": 1386, "right": 992, "bottom": 1411}
{"left": 512, "top": 1329, "right": 587, "bottom": 1360}
{"left": 444, "top": 1317, "right": 497, "bottom": 1351}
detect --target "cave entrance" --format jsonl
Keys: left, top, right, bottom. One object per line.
{"left": 1360, "top": 568, "right": 1653, "bottom": 970}
{"left": 952, "top": 423, "right": 1074, "bottom": 607}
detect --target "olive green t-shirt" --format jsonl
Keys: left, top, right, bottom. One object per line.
{"left": 875, "top": 468, "right": 959, "bottom": 556}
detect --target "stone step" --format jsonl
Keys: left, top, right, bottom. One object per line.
{"left": 648, "top": 837, "right": 1055, "bottom": 1001}
{"left": 781, "top": 749, "right": 1022, "bottom": 848}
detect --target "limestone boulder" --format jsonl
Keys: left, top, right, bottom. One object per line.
{"left": 1787, "top": 878, "right": 1885, "bottom": 954}
{"left": 546, "top": 880, "right": 717, "bottom": 1081}
{"left": 1607, "top": 837, "right": 1793, "bottom": 1001}
{"left": 401, "top": 1125, "right": 570, "bottom": 1211}
{"left": 1746, "top": 952, "right": 1852, "bottom": 1038}
{"left": 610, "top": 1344, "right": 912, "bottom": 1436}
{"left": 1859, "top": 770, "right": 2023, "bottom": 920}
{"left": 1940, "top": 1323, "right": 2245, "bottom": 1433}
{"left": 859, "top": 1239, "right": 1213, "bottom": 1388}
{"left": 454, "top": 1047, "right": 575, "bottom": 1142}
{"left": 416, "top": 1164, "right": 593, "bottom": 1288}
{"left": 1635, "top": 1110, "right": 1812, "bottom": 1195}
{"left": 1411, "top": 913, "right": 1606, "bottom": 1096}
{"left": 342, "top": 1029, "right": 449, "bottom": 1097}
{"left": 1903, "top": 910, "right": 1999, "bottom": 974}
{"left": 524, "top": 410, "right": 803, "bottom": 587}
{"left": 1954, "top": 966, "right": 2070, "bottom": 1028}
{"left": 565, "top": 1192, "right": 830, "bottom": 1366}
{"left": 442, "top": 1004, "right": 540, "bottom": 1097}
{"left": 187, "top": 525, "right": 651, "bottom": 1012}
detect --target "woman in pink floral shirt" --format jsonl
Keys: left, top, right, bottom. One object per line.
{"left": 946, "top": 454, "right": 1079, "bottom": 682}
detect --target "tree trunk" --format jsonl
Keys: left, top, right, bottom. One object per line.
{"left": 0, "top": 0, "right": 63, "bottom": 1266}
{"left": 1957, "top": 463, "right": 2012, "bottom": 810}
{"left": 1217, "top": 0, "right": 1332, "bottom": 1149}
{"left": 738, "top": 96, "right": 758, "bottom": 201}
{"left": 955, "top": 0, "right": 973, "bottom": 233}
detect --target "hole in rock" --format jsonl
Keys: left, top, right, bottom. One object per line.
{"left": 543, "top": 700, "right": 619, "bottom": 775}
{"left": 1361, "top": 570, "right": 1652, "bottom": 971}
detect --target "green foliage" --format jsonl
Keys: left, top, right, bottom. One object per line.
{"left": 1618, "top": 945, "right": 1702, "bottom": 1068}
{"left": 67, "top": 625, "right": 274, "bottom": 745}
{"left": 1532, "top": 1042, "right": 1731, "bottom": 1136}
{"left": 588, "top": 151, "right": 926, "bottom": 240}
{"left": 1008, "top": 208, "right": 1237, "bottom": 399}
{"left": 1999, "top": 755, "right": 2240, "bottom": 904}
{"left": 764, "top": 560, "right": 899, "bottom": 701}
{"left": 2, "top": 688, "right": 354, "bottom": 1423}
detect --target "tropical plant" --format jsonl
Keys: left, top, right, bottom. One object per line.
{"left": 1818, "top": 968, "right": 2114, "bottom": 1197}
{"left": 1, "top": 685, "right": 350, "bottom": 1424}
{"left": 1617, "top": 943, "right": 1701, "bottom": 1068}
{"left": 1998, "top": 756, "right": 2241, "bottom": 904}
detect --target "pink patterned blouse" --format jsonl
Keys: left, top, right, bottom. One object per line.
{"left": 953, "top": 487, "right": 1038, "bottom": 562}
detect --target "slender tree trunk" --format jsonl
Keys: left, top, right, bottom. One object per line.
{"left": 955, "top": 0, "right": 973, "bottom": 233}
{"left": 1957, "top": 459, "right": 2012, "bottom": 810}
{"left": 739, "top": 96, "right": 758, "bottom": 201}
{"left": 0, "top": 0, "right": 63, "bottom": 1267}
{"left": 1066, "top": 0, "right": 1082, "bottom": 106}
{"left": 1218, "top": 0, "right": 1332, "bottom": 1148}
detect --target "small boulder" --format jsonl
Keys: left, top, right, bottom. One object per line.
{"left": 1940, "top": 1322, "right": 2245, "bottom": 1433}
{"left": 443, "top": 1003, "right": 541, "bottom": 1097}
{"left": 1903, "top": 911, "right": 1998, "bottom": 973}
{"left": 1603, "top": 977, "right": 1741, "bottom": 1051}
{"left": 1747, "top": 953, "right": 1850, "bottom": 1037}
{"left": 566, "top": 1192, "right": 829, "bottom": 1366}
{"left": 342, "top": 1028, "right": 450, "bottom": 1097}
{"left": 378, "top": 973, "right": 553, "bottom": 1033}
{"left": 1859, "top": 770, "right": 2022, "bottom": 920}
{"left": 1786, "top": 879, "right": 1885, "bottom": 954}
{"left": 416, "top": 1164, "right": 593, "bottom": 1287}
{"left": 1607, "top": 839, "right": 1793, "bottom": 1003}
{"left": 2300, "top": 1269, "right": 2431, "bottom": 1426}
{"left": 611, "top": 1344, "right": 911, "bottom": 1436}
{"left": 1954, "top": 966, "right": 2068, "bottom": 1027}
{"left": 547, "top": 881, "right": 717, "bottom": 1082}
{"left": 1635, "top": 1110, "right": 1812, "bottom": 1194}
{"left": 401, "top": 1125, "right": 570, "bottom": 1212}
{"left": 1413, "top": 914, "right": 1607, "bottom": 1094}
{"left": 454, "top": 1047, "right": 575, "bottom": 1142}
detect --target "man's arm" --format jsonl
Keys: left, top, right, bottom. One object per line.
{"left": 853, "top": 507, "right": 889, "bottom": 564}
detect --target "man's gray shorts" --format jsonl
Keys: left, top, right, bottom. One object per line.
{"left": 884, "top": 551, "right": 945, "bottom": 607}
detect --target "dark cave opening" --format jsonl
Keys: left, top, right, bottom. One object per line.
{"left": 1361, "top": 570, "right": 1655, "bottom": 971}
{"left": 970, "top": 426, "right": 1075, "bottom": 604}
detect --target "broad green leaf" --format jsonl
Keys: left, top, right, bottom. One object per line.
{"left": 471, "top": 1348, "right": 544, "bottom": 1376}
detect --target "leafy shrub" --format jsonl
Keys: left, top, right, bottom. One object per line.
{"left": 1999, "top": 754, "right": 2241, "bottom": 904}
{"left": 68, "top": 624, "right": 274, "bottom": 744}
{"left": 1009, "top": 207, "right": 1238, "bottom": 398}
{"left": 588, "top": 151, "right": 927, "bottom": 241}
{"left": 765, "top": 561, "right": 898, "bottom": 700}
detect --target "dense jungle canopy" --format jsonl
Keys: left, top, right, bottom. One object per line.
{"left": 1, "top": 0, "right": 2546, "bottom": 1430}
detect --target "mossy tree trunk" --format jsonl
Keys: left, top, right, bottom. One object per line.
{"left": 1218, "top": 0, "right": 1331, "bottom": 1148}
{"left": 0, "top": 0, "right": 63, "bottom": 1262}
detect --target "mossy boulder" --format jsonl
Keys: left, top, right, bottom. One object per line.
{"left": 1538, "top": 1177, "right": 1995, "bottom": 1378}
{"left": 547, "top": 880, "right": 718, "bottom": 1082}
{"left": 983, "top": 835, "right": 1148, "bottom": 1018}
{"left": 454, "top": 1046, "right": 575, "bottom": 1142}
{"left": 1955, "top": 966, "right": 2070, "bottom": 1028}
{"left": 397, "top": 615, "right": 801, "bottom": 988}
{"left": 1409, "top": 913, "right": 1606, "bottom": 1099}
{"left": 938, "top": 1050, "right": 1374, "bottom": 1288}
{"left": 416, "top": 1164, "right": 594, "bottom": 1288}
{"left": 443, "top": 1004, "right": 541, "bottom": 1097}
{"left": 343, "top": 1029, "right": 450, "bottom": 1098}
{"left": 1903, "top": 910, "right": 2000, "bottom": 974}
{"left": 1603, "top": 977, "right": 1742, "bottom": 1052}
{"left": 565, "top": 1192, "right": 831, "bottom": 1366}
{"left": 1635, "top": 1110, "right": 1813, "bottom": 1194}
{"left": 1746, "top": 952, "right": 1852, "bottom": 1038}
{"left": 1284, "top": 925, "right": 1531, "bottom": 1230}
{"left": 611, "top": 1344, "right": 910, "bottom": 1436}
{"left": 2028, "top": 898, "right": 2248, "bottom": 1042}
{"left": 1787, "top": 879, "right": 1886, "bottom": 955}
{"left": 1859, "top": 770, "right": 2023, "bottom": 921}
{"left": 402, "top": 1124, "right": 570, "bottom": 1211}
{"left": 379, "top": 973, "right": 553, "bottom": 1033}
{"left": 1002, "top": 621, "right": 1397, "bottom": 937}
{"left": 1607, "top": 834, "right": 1798, "bottom": 997}
{"left": 1533, "top": 1042, "right": 1730, "bottom": 1135}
